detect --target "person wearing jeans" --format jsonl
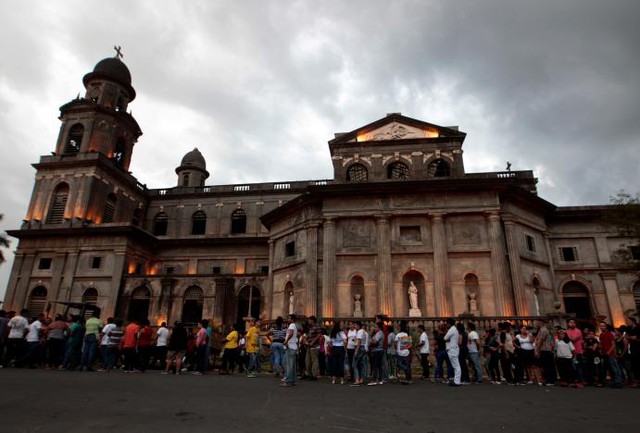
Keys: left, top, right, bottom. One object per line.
{"left": 467, "top": 322, "right": 483, "bottom": 383}
{"left": 444, "top": 318, "right": 461, "bottom": 386}
{"left": 281, "top": 314, "right": 298, "bottom": 387}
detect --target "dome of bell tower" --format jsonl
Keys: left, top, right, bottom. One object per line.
{"left": 176, "top": 148, "right": 210, "bottom": 187}
{"left": 83, "top": 56, "right": 136, "bottom": 101}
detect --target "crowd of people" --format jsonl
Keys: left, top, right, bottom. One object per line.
{"left": 1, "top": 308, "right": 639, "bottom": 390}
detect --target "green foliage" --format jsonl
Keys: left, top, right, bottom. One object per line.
{"left": 0, "top": 213, "right": 10, "bottom": 263}
{"left": 603, "top": 192, "right": 640, "bottom": 268}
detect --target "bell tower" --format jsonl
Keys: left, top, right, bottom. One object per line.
{"left": 23, "top": 51, "right": 144, "bottom": 227}
{"left": 54, "top": 52, "right": 141, "bottom": 171}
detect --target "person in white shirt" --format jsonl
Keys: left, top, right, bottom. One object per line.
{"left": 444, "top": 318, "right": 461, "bottom": 386}
{"left": 156, "top": 322, "right": 170, "bottom": 369}
{"left": 417, "top": 325, "right": 430, "bottom": 379}
{"left": 99, "top": 317, "right": 116, "bottom": 371}
{"left": 19, "top": 314, "right": 43, "bottom": 368}
{"left": 281, "top": 314, "right": 298, "bottom": 387}
{"left": 350, "top": 321, "right": 367, "bottom": 386}
{"left": 5, "top": 309, "right": 30, "bottom": 367}
{"left": 466, "top": 322, "right": 483, "bottom": 383}
{"left": 395, "top": 321, "right": 413, "bottom": 383}
{"left": 346, "top": 322, "right": 357, "bottom": 382}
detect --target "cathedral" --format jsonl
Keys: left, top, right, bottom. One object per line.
{"left": 3, "top": 55, "right": 639, "bottom": 329}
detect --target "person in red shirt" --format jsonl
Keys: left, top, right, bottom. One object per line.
{"left": 137, "top": 319, "right": 153, "bottom": 372}
{"left": 598, "top": 322, "right": 623, "bottom": 388}
{"left": 121, "top": 320, "right": 140, "bottom": 372}
{"left": 565, "top": 319, "right": 585, "bottom": 387}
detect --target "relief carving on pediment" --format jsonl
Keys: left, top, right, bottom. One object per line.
{"left": 343, "top": 220, "right": 371, "bottom": 247}
{"left": 452, "top": 222, "right": 481, "bottom": 245}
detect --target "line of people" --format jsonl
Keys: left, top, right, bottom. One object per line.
{"left": 2, "top": 307, "right": 639, "bottom": 390}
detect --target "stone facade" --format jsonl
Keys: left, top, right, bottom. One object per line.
{"left": 3, "top": 56, "right": 640, "bottom": 328}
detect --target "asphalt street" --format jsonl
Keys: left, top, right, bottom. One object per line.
{"left": 0, "top": 369, "right": 637, "bottom": 433}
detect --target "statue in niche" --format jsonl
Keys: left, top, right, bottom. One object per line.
{"left": 288, "top": 291, "right": 295, "bottom": 315}
{"left": 468, "top": 292, "right": 478, "bottom": 313}
{"left": 353, "top": 293, "right": 363, "bottom": 317}
{"left": 408, "top": 281, "right": 419, "bottom": 310}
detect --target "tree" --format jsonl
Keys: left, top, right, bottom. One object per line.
{"left": 0, "top": 214, "right": 10, "bottom": 263}
{"left": 602, "top": 191, "right": 640, "bottom": 267}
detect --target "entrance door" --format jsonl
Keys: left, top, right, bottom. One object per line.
{"left": 128, "top": 286, "right": 151, "bottom": 322}
{"left": 236, "top": 285, "right": 261, "bottom": 327}
{"left": 562, "top": 281, "right": 593, "bottom": 328}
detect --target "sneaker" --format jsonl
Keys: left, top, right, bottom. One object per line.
{"left": 192, "top": 371, "right": 203, "bottom": 376}
{"left": 545, "top": 383, "right": 555, "bottom": 387}
{"left": 367, "top": 382, "right": 378, "bottom": 386}
{"left": 246, "top": 373, "right": 257, "bottom": 378}
{"left": 161, "top": 371, "right": 170, "bottom": 375}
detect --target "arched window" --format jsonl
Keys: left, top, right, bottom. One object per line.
{"left": 231, "top": 209, "right": 247, "bottom": 234}
{"left": 102, "top": 193, "right": 117, "bottom": 223}
{"left": 82, "top": 288, "right": 98, "bottom": 305}
{"left": 191, "top": 210, "right": 206, "bottom": 235}
{"left": 153, "top": 212, "right": 168, "bottom": 236}
{"left": 182, "top": 286, "right": 204, "bottom": 324}
{"left": 633, "top": 280, "right": 640, "bottom": 313}
{"left": 236, "top": 285, "right": 261, "bottom": 326}
{"left": 26, "top": 286, "right": 47, "bottom": 318}
{"left": 113, "top": 138, "right": 125, "bottom": 167}
{"left": 47, "top": 183, "right": 69, "bottom": 224}
{"left": 464, "top": 273, "right": 479, "bottom": 312}
{"left": 387, "top": 162, "right": 409, "bottom": 179}
{"left": 65, "top": 123, "right": 83, "bottom": 154}
{"left": 427, "top": 158, "right": 450, "bottom": 177}
{"left": 563, "top": 281, "right": 592, "bottom": 321}
{"left": 182, "top": 172, "right": 190, "bottom": 186}
{"left": 346, "top": 163, "right": 368, "bottom": 182}
{"left": 128, "top": 286, "right": 151, "bottom": 322}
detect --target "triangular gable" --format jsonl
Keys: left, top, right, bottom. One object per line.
{"left": 329, "top": 113, "right": 465, "bottom": 145}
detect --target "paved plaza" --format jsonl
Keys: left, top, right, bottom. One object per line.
{"left": 0, "top": 369, "right": 637, "bottom": 433}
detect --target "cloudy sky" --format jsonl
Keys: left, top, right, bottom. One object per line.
{"left": 1, "top": 0, "right": 639, "bottom": 297}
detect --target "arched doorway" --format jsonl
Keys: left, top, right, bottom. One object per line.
{"left": 82, "top": 288, "right": 99, "bottom": 319}
{"left": 128, "top": 286, "right": 151, "bottom": 322}
{"left": 563, "top": 281, "right": 593, "bottom": 327}
{"left": 236, "top": 285, "right": 261, "bottom": 327}
{"left": 182, "top": 286, "right": 204, "bottom": 325}
{"left": 26, "top": 286, "right": 47, "bottom": 318}
{"left": 402, "top": 270, "right": 426, "bottom": 315}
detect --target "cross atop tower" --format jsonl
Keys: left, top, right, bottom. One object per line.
{"left": 113, "top": 45, "right": 123, "bottom": 59}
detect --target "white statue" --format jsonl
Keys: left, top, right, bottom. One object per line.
{"left": 354, "top": 293, "right": 362, "bottom": 312}
{"left": 469, "top": 292, "right": 478, "bottom": 312}
{"left": 408, "top": 281, "right": 419, "bottom": 310}
{"left": 288, "top": 291, "right": 295, "bottom": 315}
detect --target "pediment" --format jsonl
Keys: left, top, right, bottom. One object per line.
{"left": 329, "top": 113, "right": 465, "bottom": 145}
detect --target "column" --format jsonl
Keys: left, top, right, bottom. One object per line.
{"left": 376, "top": 216, "right": 393, "bottom": 316}
{"left": 306, "top": 224, "right": 319, "bottom": 317}
{"left": 13, "top": 253, "right": 36, "bottom": 311}
{"left": 600, "top": 273, "right": 625, "bottom": 327}
{"left": 48, "top": 252, "right": 68, "bottom": 312}
{"left": 485, "top": 212, "right": 513, "bottom": 316}
{"left": 431, "top": 213, "right": 451, "bottom": 316}
{"left": 321, "top": 218, "right": 336, "bottom": 318}
{"left": 503, "top": 219, "right": 529, "bottom": 316}
{"left": 266, "top": 240, "right": 275, "bottom": 318}
{"left": 542, "top": 231, "right": 558, "bottom": 308}
{"left": 57, "top": 253, "right": 80, "bottom": 309}
{"left": 104, "top": 251, "right": 126, "bottom": 319}
{"left": 3, "top": 253, "right": 25, "bottom": 309}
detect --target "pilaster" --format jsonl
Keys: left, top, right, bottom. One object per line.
{"left": 376, "top": 216, "right": 393, "bottom": 315}
{"left": 485, "top": 211, "right": 513, "bottom": 315}
{"left": 431, "top": 213, "right": 451, "bottom": 316}
{"left": 321, "top": 218, "right": 336, "bottom": 318}
{"left": 503, "top": 219, "right": 528, "bottom": 315}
